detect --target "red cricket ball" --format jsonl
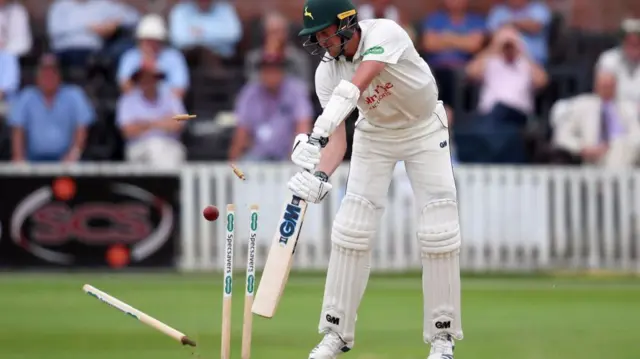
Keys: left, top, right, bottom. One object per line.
{"left": 202, "top": 205, "right": 220, "bottom": 222}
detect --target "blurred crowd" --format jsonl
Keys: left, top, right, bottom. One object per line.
{"left": 0, "top": 0, "right": 639, "bottom": 169}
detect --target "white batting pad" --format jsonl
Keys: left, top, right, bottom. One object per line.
{"left": 418, "top": 199, "right": 463, "bottom": 342}
{"left": 319, "top": 193, "right": 380, "bottom": 345}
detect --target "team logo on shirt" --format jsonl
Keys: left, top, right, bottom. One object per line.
{"left": 364, "top": 82, "right": 394, "bottom": 109}
{"left": 362, "top": 46, "right": 384, "bottom": 56}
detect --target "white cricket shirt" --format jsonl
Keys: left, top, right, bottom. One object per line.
{"left": 596, "top": 47, "right": 640, "bottom": 106}
{"left": 314, "top": 19, "right": 438, "bottom": 129}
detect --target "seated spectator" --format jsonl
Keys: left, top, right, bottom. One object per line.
{"left": 169, "top": 0, "right": 242, "bottom": 67}
{"left": 47, "top": 0, "right": 140, "bottom": 68}
{"left": 9, "top": 54, "right": 94, "bottom": 163}
{"left": 467, "top": 28, "right": 548, "bottom": 116}
{"left": 118, "top": 14, "right": 189, "bottom": 99}
{"left": 487, "top": 0, "right": 551, "bottom": 64}
{"left": 0, "top": 0, "right": 32, "bottom": 58}
{"left": 229, "top": 55, "right": 313, "bottom": 161}
{"left": 0, "top": 49, "right": 19, "bottom": 116}
{"left": 552, "top": 72, "right": 640, "bottom": 167}
{"left": 97, "top": 0, "right": 140, "bottom": 65}
{"left": 245, "top": 12, "right": 311, "bottom": 87}
{"left": 421, "top": 0, "right": 485, "bottom": 112}
{"left": 596, "top": 18, "right": 640, "bottom": 107}
{"left": 463, "top": 27, "right": 547, "bottom": 163}
{"left": 357, "top": 0, "right": 416, "bottom": 43}
{"left": 116, "top": 66, "right": 186, "bottom": 168}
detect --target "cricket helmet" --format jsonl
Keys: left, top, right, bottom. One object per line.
{"left": 298, "top": 0, "right": 359, "bottom": 60}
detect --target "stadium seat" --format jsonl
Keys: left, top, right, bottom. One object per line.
{"left": 82, "top": 103, "right": 124, "bottom": 161}
{"left": 0, "top": 117, "right": 11, "bottom": 161}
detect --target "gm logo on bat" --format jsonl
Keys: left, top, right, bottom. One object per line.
{"left": 279, "top": 203, "right": 301, "bottom": 246}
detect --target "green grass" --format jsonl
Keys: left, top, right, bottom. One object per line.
{"left": 1, "top": 273, "right": 639, "bottom": 359}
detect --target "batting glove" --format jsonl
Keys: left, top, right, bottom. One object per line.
{"left": 288, "top": 171, "right": 332, "bottom": 204}
{"left": 291, "top": 133, "right": 323, "bottom": 171}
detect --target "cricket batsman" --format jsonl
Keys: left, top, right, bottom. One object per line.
{"left": 286, "top": 0, "right": 463, "bottom": 358}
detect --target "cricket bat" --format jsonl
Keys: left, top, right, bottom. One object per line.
{"left": 252, "top": 195, "right": 308, "bottom": 318}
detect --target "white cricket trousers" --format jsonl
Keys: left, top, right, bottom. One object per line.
{"left": 348, "top": 101, "right": 456, "bottom": 209}
{"left": 319, "top": 101, "right": 462, "bottom": 345}
{"left": 125, "top": 136, "right": 186, "bottom": 168}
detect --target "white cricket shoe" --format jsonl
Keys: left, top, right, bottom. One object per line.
{"left": 308, "top": 331, "right": 351, "bottom": 359}
{"left": 427, "top": 333, "right": 455, "bottom": 359}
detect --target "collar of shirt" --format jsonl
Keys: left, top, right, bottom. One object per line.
{"left": 256, "top": 76, "right": 296, "bottom": 99}
{"left": 130, "top": 86, "right": 174, "bottom": 107}
{"left": 619, "top": 50, "right": 640, "bottom": 73}
{"left": 257, "top": 84, "right": 284, "bottom": 99}
{"left": 343, "top": 20, "right": 372, "bottom": 62}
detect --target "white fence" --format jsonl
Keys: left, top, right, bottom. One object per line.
{"left": 179, "top": 163, "right": 640, "bottom": 273}
{"left": 1, "top": 163, "right": 639, "bottom": 273}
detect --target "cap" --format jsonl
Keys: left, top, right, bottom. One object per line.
{"left": 136, "top": 14, "right": 167, "bottom": 40}
{"left": 621, "top": 18, "right": 640, "bottom": 34}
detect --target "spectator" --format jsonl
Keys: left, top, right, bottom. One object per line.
{"left": 245, "top": 12, "right": 311, "bottom": 87}
{"left": 0, "top": 0, "right": 32, "bottom": 57}
{"left": 0, "top": 49, "right": 19, "bottom": 116}
{"left": 118, "top": 14, "right": 189, "bottom": 99}
{"left": 97, "top": 0, "right": 140, "bottom": 65}
{"left": 596, "top": 18, "right": 640, "bottom": 107}
{"left": 357, "top": 0, "right": 401, "bottom": 23}
{"left": 47, "top": 0, "right": 140, "bottom": 68}
{"left": 552, "top": 72, "right": 640, "bottom": 167}
{"left": 229, "top": 54, "right": 313, "bottom": 161}
{"left": 169, "top": 0, "right": 242, "bottom": 66}
{"left": 421, "top": 0, "right": 485, "bottom": 112}
{"left": 463, "top": 27, "right": 548, "bottom": 163}
{"left": 487, "top": 0, "right": 551, "bottom": 64}
{"left": 357, "top": 0, "right": 416, "bottom": 43}
{"left": 9, "top": 54, "right": 94, "bottom": 163}
{"left": 116, "top": 66, "right": 186, "bottom": 168}
{"left": 467, "top": 28, "right": 548, "bottom": 117}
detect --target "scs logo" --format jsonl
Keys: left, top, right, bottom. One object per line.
{"left": 10, "top": 177, "right": 174, "bottom": 266}
{"left": 29, "top": 203, "right": 151, "bottom": 243}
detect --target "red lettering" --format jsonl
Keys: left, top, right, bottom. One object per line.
{"left": 71, "top": 204, "right": 151, "bottom": 242}
{"left": 115, "top": 204, "right": 152, "bottom": 241}
{"left": 31, "top": 204, "right": 72, "bottom": 244}
{"left": 29, "top": 203, "right": 153, "bottom": 244}
{"left": 366, "top": 83, "right": 394, "bottom": 109}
